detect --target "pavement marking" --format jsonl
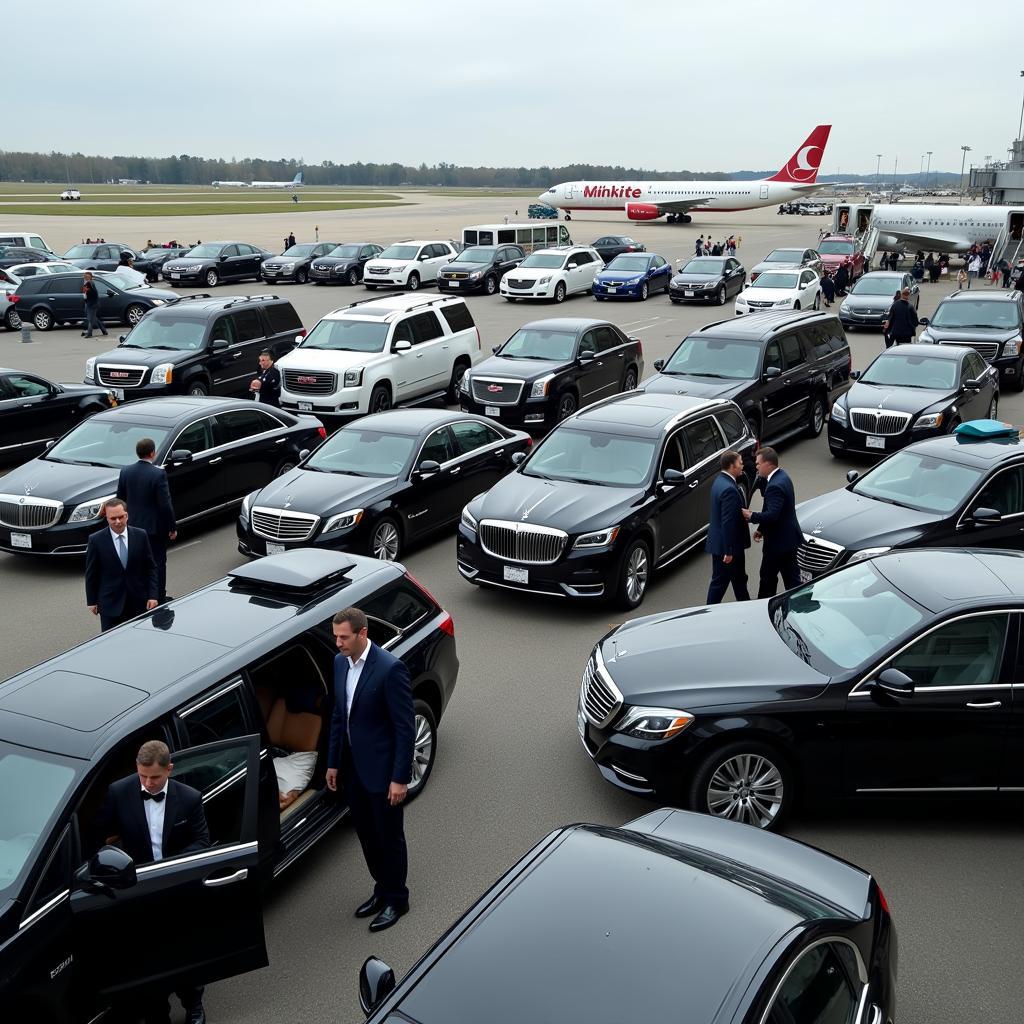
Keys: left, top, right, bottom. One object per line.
{"left": 171, "top": 539, "right": 204, "bottom": 552}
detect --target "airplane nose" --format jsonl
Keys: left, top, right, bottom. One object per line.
{"left": 536, "top": 193, "right": 548, "bottom": 203}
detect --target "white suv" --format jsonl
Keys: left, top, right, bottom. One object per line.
{"left": 363, "top": 240, "right": 458, "bottom": 291}
{"left": 277, "top": 294, "right": 483, "bottom": 418}
{"left": 499, "top": 246, "right": 602, "bottom": 303}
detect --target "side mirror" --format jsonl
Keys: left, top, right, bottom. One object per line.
{"left": 219, "top": 254, "right": 229, "bottom": 261}
{"left": 653, "top": 359, "right": 665, "bottom": 371}
{"left": 76, "top": 845, "right": 137, "bottom": 896}
{"left": 419, "top": 254, "right": 430, "bottom": 261}
{"left": 970, "top": 506, "right": 1002, "bottom": 526}
{"left": 298, "top": 449, "right": 311, "bottom": 461}
{"left": 872, "top": 667, "right": 915, "bottom": 698}
{"left": 511, "top": 451, "right": 527, "bottom": 466}
{"left": 44, "top": 439, "right": 55, "bottom": 449}
{"left": 118, "top": 334, "right": 127, "bottom": 343}
{"left": 846, "top": 470, "right": 859, "bottom": 483}
{"left": 850, "top": 369, "right": 861, "bottom": 380}
{"left": 415, "top": 459, "right": 441, "bottom": 476}
{"left": 169, "top": 449, "right": 193, "bottom": 465}
{"left": 294, "top": 333, "right": 304, "bottom": 346}
{"left": 358, "top": 957, "right": 396, "bottom": 1016}
{"left": 963, "top": 378, "right": 982, "bottom": 390}
{"left": 105, "top": 290, "right": 115, "bottom": 297}
{"left": 763, "top": 366, "right": 781, "bottom": 379}
{"left": 662, "top": 468, "right": 686, "bottom": 487}
{"left": 211, "top": 338, "right": 229, "bottom": 352}
{"left": 393, "top": 339, "right": 412, "bottom": 353}
{"left": 492, "top": 345, "right": 501, "bottom": 354}
{"left": 579, "top": 350, "right": 596, "bottom": 362}
{"left": 919, "top": 316, "right": 929, "bottom": 326}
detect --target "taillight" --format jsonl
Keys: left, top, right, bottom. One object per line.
{"left": 9, "top": 295, "right": 18, "bottom": 303}
{"left": 437, "top": 613, "right": 455, "bottom": 637}
{"left": 317, "top": 426, "right": 326, "bottom": 439}
{"left": 876, "top": 885, "right": 890, "bottom": 915}
{"left": 525, "top": 437, "right": 534, "bottom": 448}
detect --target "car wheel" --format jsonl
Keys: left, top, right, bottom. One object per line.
{"left": 612, "top": 537, "right": 650, "bottom": 609}
{"left": 793, "top": 301, "right": 801, "bottom": 310}
{"left": 639, "top": 282, "right": 649, "bottom": 301}
{"left": 988, "top": 395, "right": 999, "bottom": 418}
{"left": 32, "top": 308, "right": 53, "bottom": 331}
{"left": 484, "top": 274, "right": 497, "bottom": 295}
{"left": 623, "top": 367, "right": 638, "bottom": 392}
{"left": 805, "top": 394, "right": 826, "bottom": 438}
{"left": 716, "top": 285, "right": 726, "bottom": 305}
{"left": 407, "top": 272, "right": 420, "bottom": 291}
{"left": 125, "top": 303, "right": 146, "bottom": 327}
{"left": 368, "top": 516, "right": 401, "bottom": 561}
{"left": 205, "top": 268, "right": 219, "bottom": 288}
{"left": 688, "top": 740, "right": 793, "bottom": 831}
{"left": 446, "top": 359, "right": 470, "bottom": 403}
{"left": 4, "top": 308, "right": 21, "bottom": 331}
{"left": 813, "top": 292, "right": 821, "bottom": 310}
{"left": 557, "top": 391, "right": 578, "bottom": 421}
{"left": 296, "top": 268, "right": 308, "bottom": 285}
{"left": 406, "top": 699, "right": 437, "bottom": 801}
{"left": 369, "top": 384, "right": 391, "bottom": 413}
{"left": 347, "top": 267, "right": 359, "bottom": 286}
{"left": 186, "top": 380, "right": 208, "bottom": 397}
{"left": 553, "top": 281, "right": 566, "bottom": 303}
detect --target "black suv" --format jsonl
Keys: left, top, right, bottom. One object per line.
{"left": 0, "top": 246, "right": 61, "bottom": 271}
{"left": 84, "top": 294, "right": 303, "bottom": 400}
{"left": 0, "top": 549, "right": 459, "bottom": 1021}
{"left": 309, "top": 242, "right": 384, "bottom": 285}
{"left": 438, "top": 244, "right": 526, "bottom": 295}
{"left": 162, "top": 242, "right": 273, "bottom": 288}
{"left": 457, "top": 392, "right": 756, "bottom": 608}
{"left": 459, "top": 318, "right": 644, "bottom": 431}
{"left": 918, "top": 289, "right": 1024, "bottom": 391}
{"left": 642, "top": 310, "right": 852, "bottom": 445}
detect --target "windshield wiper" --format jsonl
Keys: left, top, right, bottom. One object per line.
{"left": 504, "top": 354, "right": 551, "bottom": 360}
{"left": 682, "top": 371, "right": 732, "bottom": 379}
{"left": 65, "top": 459, "right": 112, "bottom": 468}
{"left": 140, "top": 345, "right": 178, "bottom": 350}
{"left": 857, "top": 491, "right": 917, "bottom": 510}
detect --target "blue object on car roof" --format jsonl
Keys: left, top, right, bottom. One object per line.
{"left": 954, "top": 420, "right": 1019, "bottom": 440}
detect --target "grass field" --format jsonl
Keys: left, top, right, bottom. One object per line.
{"left": 0, "top": 200, "right": 412, "bottom": 217}
{"left": 423, "top": 189, "right": 540, "bottom": 197}
{"left": 0, "top": 182, "right": 403, "bottom": 197}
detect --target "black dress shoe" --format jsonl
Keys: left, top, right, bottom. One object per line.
{"left": 355, "top": 894, "right": 383, "bottom": 918}
{"left": 369, "top": 902, "right": 409, "bottom": 932}
{"left": 187, "top": 1009, "right": 206, "bottom": 1024}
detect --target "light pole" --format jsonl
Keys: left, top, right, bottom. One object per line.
{"left": 893, "top": 157, "right": 898, "bottom": 188}
{"left": 960, "top": 145, "right": 972, "bottom": 194}
{"left": 1018, "top": 70, "right": 1024, "bottom": 143}
{"left": 926, "top": 151, "right": 932, "bottom": 188}
{"left": 876, "top": 153, "right": 882, "bottom": 190}
{"left": 919, "top": 154, "right": 925, "bottom": 184}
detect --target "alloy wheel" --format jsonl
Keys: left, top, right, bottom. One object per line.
{"left": 989, "top": 396, "right": 999, "bottom": 418}
{"left": 706, "top": 753, "right": 784, "bottom": 829}
{"left": 408, "top": 714, "right": 434, "bottom": 793}
{"left": 371, "top": 520, "right": 400, "bottom": 561}
{"left": 624, "top": 545, "right": 649, "bottom": 604}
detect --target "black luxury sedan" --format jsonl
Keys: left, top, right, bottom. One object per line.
{"left": 357, "top": 810, "right": 896, "bottom": 1024}
{"left": 0, "top": 549, "right": 459, "bottom": 1022}
{"left": 579, "top": 547, "right": 1024, "bottom": 831}
{"left": 238, "top": 409, "right": 531, "bottom": 562}
{"left": 459, "top": 318, "right": 644, "bottom": 432}
{"left": 457, "top": 392, "right": 756, "bottom": 608}
{"left": 642, "top": 309, "right": 852, "bottom": 445}
{"left": 838, "top": 270, "right": 920, "bottom": 331}
{"left": 828, "top": 344, "right": 999, "bottom": 457}
{"left": 0, "top": 368, "right": 116, "bottom": 465}
{"left": 437, "top": 244, "right": 525, "bottom": 295}
{"left": 0, "top": 397, "right": 324, "bottom": 555}
{"left": 162, "top": 242, "right": 273, "bottom": 287}
{"left": 309, "top": 242, "right": 384, "bottom": 285}
{"left": 797, "top": 422, "right": 1024, "bottom": 579}
{"left": 260, "top": 242, "right": 342, "bottom": 285}
{"left": 589, "top": 234, "right": 646, "bottom": 263}
{"left": 132, "top": 247, "right": 190, "bottom": 282}
{"left": 61, "top": 242, "right": 140, "bottom": 270}
{"left": 669, "top": 255, "right": 746, "bottom": 305}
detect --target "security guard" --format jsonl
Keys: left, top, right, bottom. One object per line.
{"left": 250, "top": 349, "right": 281, "bottom": 407}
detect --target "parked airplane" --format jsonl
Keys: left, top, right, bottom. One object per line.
{"left": 211, "top": 180, "right": 249, "bottom": 188}
{"left": 251, "top": 172, "right": 304, "bottom": 190}
{"left": 537, "top": 126, "right": 833, "bottom": 223}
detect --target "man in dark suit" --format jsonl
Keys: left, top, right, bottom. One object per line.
{"left": 706, "top": 450, "right": 751, "bottom": 604}
{"left": 117, "top": 437, "right": 177, "bottom": 603}
{"left": 95, "top": 740, "right": 210, "bottom": 1024}
{"left": 85, "top": 498, "right": 159, "bottom": 631}
{"left": 325, "top": 606, "right": 415, "bottom": 932}
{"left": 249, "top": 349, "right": 281, "bottom": 408}
{"left": 742, "top": 447, "right": 803, "bottom": 598}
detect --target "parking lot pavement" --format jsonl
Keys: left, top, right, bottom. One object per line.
{"left": 2, "top": 197, "right": 1021, "bottom": 1023}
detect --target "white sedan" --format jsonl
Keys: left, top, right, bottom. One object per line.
{"left": 735, "top": 269, "right": 822, "bottom": 316}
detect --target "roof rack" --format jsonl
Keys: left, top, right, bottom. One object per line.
{"left": 166, "top": 293, "right": 213, "bottom": 305}
{"left": 221, "top": 293, "right": 279, "bottom": 309}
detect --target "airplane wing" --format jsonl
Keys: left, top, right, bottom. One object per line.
{"left": 652, "top": 197, "right": 715, "bottom": 215}
{"left": 879, "top": 230, "right": 965, "bottom": 251}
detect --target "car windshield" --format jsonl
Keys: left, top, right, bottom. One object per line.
{"left": 378, "top": 245, "right": 419, "bottom": 260}
{"left": 458, "top": 247, "right": 497, "bottom": 264}
{"left": 46, "top": 418, "right": 172, "bottom": 467}
{"left": 662, "top": 335, "right": 762, "bottom": 379}
{"left": 141, "top": 248, "right": 172, "bottom": 258}
{"left": 818, "top": 241, "right": 855, "bottom": 255}
{"left": 852, "top": 276, "right": 903, "bottom": 296}
{"left": 299, "top": 319, "right": 389, "bottom": 352}
{"left": 282, "top": 244, "right": 317, "bottom": 257}
{"left": 852, "top": 450, "right": 984, "bottom": 514}
{"left": 764, "top": 250, "right": 801, "bottom": 263}
{"left": 770, "top": 562, "right": 927, "bottom": 673}
{"left": 100, "top": 272, "right": 140, "bottom": 291}
{"left": 62, "top": 245, "right": 96, "bottom": 258}
{"left": 751, "top": 273, "right": 798, "bottom": 289}
{"left": 524, "top": 428, "right": 656, "bottom": 486}
{"left": 680, "top": 260, "right": 723, "bottom": 274}
{"left": 184, "top": 244, "right": 224, "bottom": 258}
{"left": 930, "top": 299, "right": 1020, "bottom": 329}
{"left": 860, "top": 352, "right": 958, "bottom": 389}
{"left": 605, "top": 255, "right": 651, "bottom": 272}
{"left": 120, "top": 316, "right": 207, "bottom": 350}
{"left": 499, "top": 328, "right": 577, "bottom": 361}
{"left": 305, "top": 428, "right": 415, "bottom": 476}
{"left": 0, "top": 742, "right": 80, "bottom": 901}
{"left": 519, "top": 253, "right": 565, "bottom": 269}
{"left": 327, "top": 245, "right": 361, "bottom": 259}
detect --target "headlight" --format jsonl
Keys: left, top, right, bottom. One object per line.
{"left": 914, "top": 412, "right": 944, "bottom": 429}
{"left": 847, "top": 546, "right": 892, "bottom": 564}
{"left": 150, "top": 299, "right": 165, "bottom": 306}
{"left": 617, "top": 706, "right": 694, "bottom": 740}
{"left": 775, "top": 299, "right": 793, "bottom": 306}
{"left": 85, "top": 356, "right": 97, "bottom": 380}
{"left": 628, "top": 277, "right": 643, "bottom": 285}
{"left": 839, "top": 302, "right": 850, "bottom": 314}
{"left": 460, "top": 372, "right": 470, "bottom": 393}
{"left": 830, "top": 401, "right": 847, "bottom": 422}
{"left": 322, "top": 508, "right": 364, "bottom": 534}
{"left": 281, "top": 265, "right": 295, "bottom": 274}
{"left": 919, "top": 331, "right": 934, "bottom": 343}
{"left": 537, "top": 276, "right": 552, "bottom": 285}
{"left": 151, "top": 363, "right": 174, "bottom": 385}
{"left": 573, "top": 525, "right": 620, "bottom": 549}
{"left": 391, "top": 265, "right": 407, "bottom": 273}
{"left": 343, "top": 368, "right": 364, "bottom": 388}
{"left": 187, "top": 264, "right": 203, "bottom": 271}
{"left": 530, "top": 374, "right": 555, "bottom": 399}
{"left": 240, "top": 490, "right": 258, "bottom": 524}
{"left": 469, "top": 271, "right": 482, "bottom": 280}
{"left": 460, "top": 506, "right": 478, "bottom": 532}
{"left": 69, "top": 494, "right": 116, "bottom": 523}
{"left": 1003, "top": 338, "right": 1022, "bottom": 356}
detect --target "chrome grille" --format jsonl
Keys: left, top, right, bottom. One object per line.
{"left": 580, "top": 654, "right": 623, "bottom": 727}
{"left": 98, "top": 364, "right": 146, "bottom": 388}
{"left": 283, "top": 369, "right": 337, "bottom": 395}
{"left": 0, "top": 494, "right": 63, "bottom": 530}
{"left": 796, "top": 534, "right": 845, "bottom": 576}
{"left": 443, "top": 272, "right": 468, "bottom": 280}
{"left": 479, "top": 519, "right": 567, "bottom": 564}
{"left": 250, "top": 507, "right": 319, "bottom": 542}
{"left": 471, "top": 378, "right": 524, "bottom": 406}
{"left": 849, "top": 409, "right": 912, "bottom": 435}
{"left": 313, "top": 263, "right": 331, "bottom": 271}
{"left": 746, "top": 300, "right": 774, "bottom": 308}
{"left": 506, "top": 278, "right": 532, "bottom": 290}
{"left": 939, "top": 339, "right": 1000, "bottom": 361}
{"left": 368, "top": 267, "right": 388, "bottom": 274}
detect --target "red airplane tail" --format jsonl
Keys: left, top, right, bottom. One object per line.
{"left": 766, "top": 125, "right": 832, "bottom": 184}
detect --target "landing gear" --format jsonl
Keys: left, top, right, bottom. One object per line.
{"left": 665, "top": 213, "right": 692, "bottom": 225}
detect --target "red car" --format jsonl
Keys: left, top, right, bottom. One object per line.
{"left": 818, "top": 233, "right": 864, "bottom": 283}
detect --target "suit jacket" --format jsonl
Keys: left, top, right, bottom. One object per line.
{"left": 706, "top": 472, "right": 751, "bottom": 558}
{"left": 95, "top": 776, "right": 209, "bottom": 864}
{"left": 117, "top": 459, "right": 176, "bottom": 537}
{"left": 748, "top": 468, "right": 802, "bottom": 555}
{"left": 885, "top": 298, "right": 919, "bottom": 336}
{"left": 327, "top": 642, "right": 415, "bottom": 794}
{"left": 85, "top": 526, "right": 158, "bottom": 616}
{"left": 255, "top": 365, "right": 281, "bottom": 407}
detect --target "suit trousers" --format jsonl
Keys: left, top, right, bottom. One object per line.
{"left": 149, "top": 534, "right": 168, "bottom": 602}
{"left": 757, "top": 549, "right": 801, "bottom": 599}
{"left": 139, "top": 985, "right": 204, "bottom": 1024}
{"left": 706, "top": 551, "right": 750, "bottom": 604}
{"left": 100, "top": 599, "right": 146, "bottom": 633}
{"left": 344, "top": 752, "right": 409, "bottom": 905}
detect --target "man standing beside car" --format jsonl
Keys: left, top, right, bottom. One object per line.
{"left": 705, "top": 451, "right": 751, "bottom": 605}
{"left": 81, "top": 271, "right": 108, "bottom": 338}
{"left": 883, "top": 287, "right": 919, "bottom": 346}
{"left": 250, "top": 349, "right": 281, "bottom": 407}
{"left": 741, "top": 448, "right": 802, "bottom": 598}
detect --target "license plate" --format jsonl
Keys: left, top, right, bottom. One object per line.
{"left": 503, "top": 565, "right": 528, "bottom": 584}
{"left": 171, "top": 273, "right": 180, "bottom": 280}
{"left": 607, "top": 285, "right": 617, "bottom": 292}
{"left": 684, "top": 290, "right": 694, "bottom": 297}
{"left": 112, "top": 388, "right": 124, "bottom": 401}
{"left": 799, "top": 569, "right": 812, "bottom": 584}
{"left": 446, "top": 280, "right": 459, "bottom": 287}
{"left": 485, "top": 405, "right": 500, "bottom": 417}
{"left": 866, "top": 435, "right": 885, "bottom": 449}
{"left": 266, "top": 542, "right": 285, "bottom": 556}
{"left": 297, "top": 401, "right": 312, "bottom": 412}
{"left": 11, "top": 532, "right": 31, "bottom": 549}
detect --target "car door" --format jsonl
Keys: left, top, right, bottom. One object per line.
{"left": 591, "top": 326, "right": 630, "bottom": 399}
{"left": 575, "top": 250, "right": 600, "bottom": 292}
{"left": 406, "top": 311, "right": 449, "bottom": 393}
{"left": 217, "top": 244, "right": 240, "bottom": 280}
{"left": 960, "top": 350, "right": 996, "bottom": 420}
{"left": 760, "top": 940, "right": 865, "bottom": 1024}
{"left": 958, "top": 463, "right": 1024, "bottom": 548}
{"left": 760, "top": 338, "right": 792, "bottom": 437}
{"left": 797, "top": 269, "right": 818, "bottom": 308}
{"left": 843, "top": 612, "right": 1015, "bottom": 794}
{"left": 206, "top": 314, "right": 247, "bottom": 395}
{"left": 651, "top": 429, "right": 697, "bottom": 560}
{"left": 359, "top": 245, "right": 379, "bottom": 273}
{"left": 400, "top": 426, "right": 461, "bottom": 538}
{"left": 69, "top": 736, "right": 267, "bottom": 1005}
{"left": 46, "top": 276, "right": 85, "bottom": 323}
{"left": 725, "top": 258, "right": 745, "bottom": 296}
{"left": 0, "top": 372, "right": 65, "bottom": 456}
{"left": 164, "top": 414, "right": 236, "bottom": 518}
{"left": 776, "top": 330, "right": 813, "bottom": 430}
{"left": 422, "top": 244, "right": 449, "bottom": 283}
{"left": 448, "top": 419, "right": 512, "bottom": 503}
{"left": 230, "top": 308, "right": 270, "bottom": 393}
{"left": 97, "top": 278, "right": 127, "bottom": 321}
{"left": 211, "top": 407, "right": 289, "bottom": 497}
{"left": 678, "top": 415, "right": 727, "bottom": 550}
{"left": 241, "top": 244, "right": 263, "bottom": 279}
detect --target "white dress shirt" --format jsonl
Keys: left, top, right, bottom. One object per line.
{"left": 109, "top": 527, "right": 128, "bottom": 563}
{"left": 142, "top": 782, "right": 168, "bottom": 860}
{"left": 763, "top": 466, "right": 779, "bottom": 485}
{"left": 345, "top": 641, "right": 373, "bottom": 734}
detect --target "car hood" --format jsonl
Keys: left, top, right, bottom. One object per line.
{"left": 263, "top": 255, "right": 304, "bottom": 266}
{"left": 752, "top": 261, "right": 802, "bottom": 273}
{"left": 739, "top": 288, "right": 796, "bottom": 301}
{"left": 671, "top": 272, "right": 722, "bottom": 285}
{"left": 366, "top": 258, "right": 418, "bottom": 268}
{"left": 58, "top": 382, "right": 114, "bottom": 397}
{"left": 1, "top": 458, "right": 118, "bottom": 506}
{"left": 278, "top": 347, "right": 381, "bottom": 372}
{"left": 506, "top": 266, "right": 564, "bottom": 280}
{"left": 476, "top": 473, "right": 645, "bottom": 535}
{"left": 163, "top": 258, "right": 208, "bottom": 269}
{"left": 842, "top": 381, "right": 951, "bottom": 415}
{"left": 252, "top": 466, "right": 395, "bottom": 516}
{"left": 312, "top": 256, "right": 357, "bottom": 268}
{"left": 595, "top": 269, "right": 647, "bottom": 282}
{"left": 843, "top": 293, "right": 897, "bottom": 310}
{"left": 796, "top": 487, "right": 939, "bottom": 550}
{"left": 444, "top": 260, "right": 492, "bottom": 273}
{"left": 471, "top": 355, "right": 567, "bottom": 382}
{"left": 640, "top": 373, "right": 746, "bottom": 400}
{"left": 820, "top": 254, "right": 856, "bottom": 265}
{"left": 94, "top": 344, "right": 198, "bottom": 368}
{"left": 597, "top": 602, "right": 829, "bottom": 709}
{"left": 921, "top": 324, "right": 1019, "bottom": 343}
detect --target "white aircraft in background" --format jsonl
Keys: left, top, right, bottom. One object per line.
{"left": 212, "top": 179, "right": 248, "bottom": 188}
{"left": 251, "top": 172, "right": 304, "bottom": 190}
{"left": 848, "top": 203, "right": 1024, "bottom": 254}
{"left": 538, "top": 126, "right": 834, "bottom": 223}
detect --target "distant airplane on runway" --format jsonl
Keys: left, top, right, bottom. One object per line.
{"left": 212, "top": 172, "right": 304, "bottom": 189}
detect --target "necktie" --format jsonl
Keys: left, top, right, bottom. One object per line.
{"left": 117, "top": 533, "right": 128, "bottom": 568}
{"left": 142, "top": 790, "right": 165, "bottom": 802}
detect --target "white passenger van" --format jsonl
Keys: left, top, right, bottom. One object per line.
{"left": 0, "top": 230, "right": 55, "bottom": 254}
{"left": 462, "top": 222, "right": 572, "bottom": 255}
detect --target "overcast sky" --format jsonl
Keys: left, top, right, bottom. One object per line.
{"left": 26, "top": 2, "right": 1024, "bottom": 175}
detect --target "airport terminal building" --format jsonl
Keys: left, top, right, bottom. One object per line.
{"left": 971, "top": 137, "right": 1024, "bottom": 205}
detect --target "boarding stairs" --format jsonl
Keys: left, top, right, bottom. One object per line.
{"left": 860, "top": 225, "right": 881, "bottom": 268}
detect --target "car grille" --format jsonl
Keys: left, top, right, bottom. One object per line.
{"left": 312, "top": 263, "right": 331, "bottom": 271}
{"left": 853, "top": 307, "right": 885, "bottom": 316}
{"left": 746, "top": 300, "right": 775, "bottom": 308}
{"left": 506, "top": 278, "right": 533, "bottom": 290}
{"left": 368, "top": 267, "right": 388, "bottom": 274}
{"left": 443, "top": 272, "right": 468, "bottom": 280}
{"left": 479, "top": 519, "right": 567, "bottom": 564}
{"left": 0, "top": 495, "right": 63, "bottom": 530}
{"left": 471, "top": 378, "right": 524, "bottom": 406}
{"left": 263, "top": 264, "right": 282, "bottom": 271}
{"left": 250, "top": 507, "right": 319, "bottom": 542}
{"left": 580, "top": 655, "right": 623, "bottom": 727}
{"left": 98, "top": 364, "right": 146, "bottom": 388}
{"left": 283, "top": 369, "right": 337, "bottom": 395}
{"left": 849, "top": 409, "right": 912, "bottom": 435}
{"left": 796, "top": 534, "right": 845, "bottom": 576}
{"left": 938, "top": 339, "right": 1000, "bottom": 360}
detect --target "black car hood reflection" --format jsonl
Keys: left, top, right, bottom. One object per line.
{"left": 92, "top": 344, "right": 206, "bottom": 369}
{"left": 599, "top": 602, "right": 828, "bottom": 709}
{"left": 671, "top": 272, "right": 723, "bottom": 285}
{"left": 843, "top": 381, "right": 952, "bottom": 416}
{"left": 312, "top": 256, "right": 358, "bottom": 268}
{"left": 253, "top": 466, "right": 395, "bottom": 516}
{"left": 797, "top": 486, "right": 939, "bottom": 550}
{"left": 924, "top": 324, "right": 1018, "bottom": 344}
{"left": 641, "top": 374, "right": 746, "bottom": 400}
{"left": 3, "top": 458, "right": 118, "bottom": 506}
{"left": 843, "top": 293, "right": 898, "bottom": 310}
{"left": 472, "top": 355, "right": 567, "bottom": 383}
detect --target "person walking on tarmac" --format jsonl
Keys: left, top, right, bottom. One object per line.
{"left": 883, "top": 287, "right": 919, "bottom": 346}
{"left": 833, "top": 263, "right": 849, "bottom": 296}
{"left": 820, "top": 271, "right": 836, "bottom": 308}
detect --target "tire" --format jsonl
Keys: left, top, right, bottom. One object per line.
{"left": 186, "top": 380, "right": 208, "bottom": 397}
{"left": 4, "top": 307, "right": 21, "bottom": 331}
{"left": 638, "top": 282, "right": 649, "bottom": 301}
{"left": 406, "top": 272, "right": 420, "bottom": 291}
{"left": 988, "top": 395, "right": 999, "bottom": 418}
{"left": 205, "top": 268, "right": 219, "bottom": 288}
{"left": 406, "top": 699, "right": 437, "bottom": 800}
{"left": 556, "top": 391, "right": 578, "bottom": 421}
{"left": 32, "top": 308, "right": 53, "bottom": 331}
{"left": 553, "top": 281, "right": 566, "bottom": 303}
{"left": 296, "top": 268, "right": 308, "bottom": 285}
{"left": 805, "top": 394, "right": 826, "bottom": 438}
{"left": 124, "top": 303, "right": 146, "bottom": 327}
{"left": 367, "top": 516, "right": 401, "bottom": 561}
{"left": 793, "top": 301, "right": 801, "bottom": 310}
{"left": 688, "top": 739, "right": 793, "bottom": 831}
{"left": 622, "top": 367, "right": 638, "bottom": 392}
{"left": 447, "top": 359, "right": 470, "bottom": 403}
{"left": 715, "top": 285, "right": 726, "bottom": 305}
{"left": 611, "top": 537, "right": 650, "bottom": 609}
{"left": 347, "top": 267, "right": 359, "bottom": 286}
{"left": 369, "top": 384, "right": 391, "bottom": 413}
{"left": 813, "top": 292, "right": 821, "bottom": 310}
{"left": 484, "top": 274, "right": 497, "bottom": 295}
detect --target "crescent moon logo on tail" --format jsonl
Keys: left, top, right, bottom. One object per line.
{"left": 787, "top": 145, "right": 820, "bottom": 181}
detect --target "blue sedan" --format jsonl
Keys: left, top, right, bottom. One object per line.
{"left": 592, "top": 253, "right": 672, "bottom": 301}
